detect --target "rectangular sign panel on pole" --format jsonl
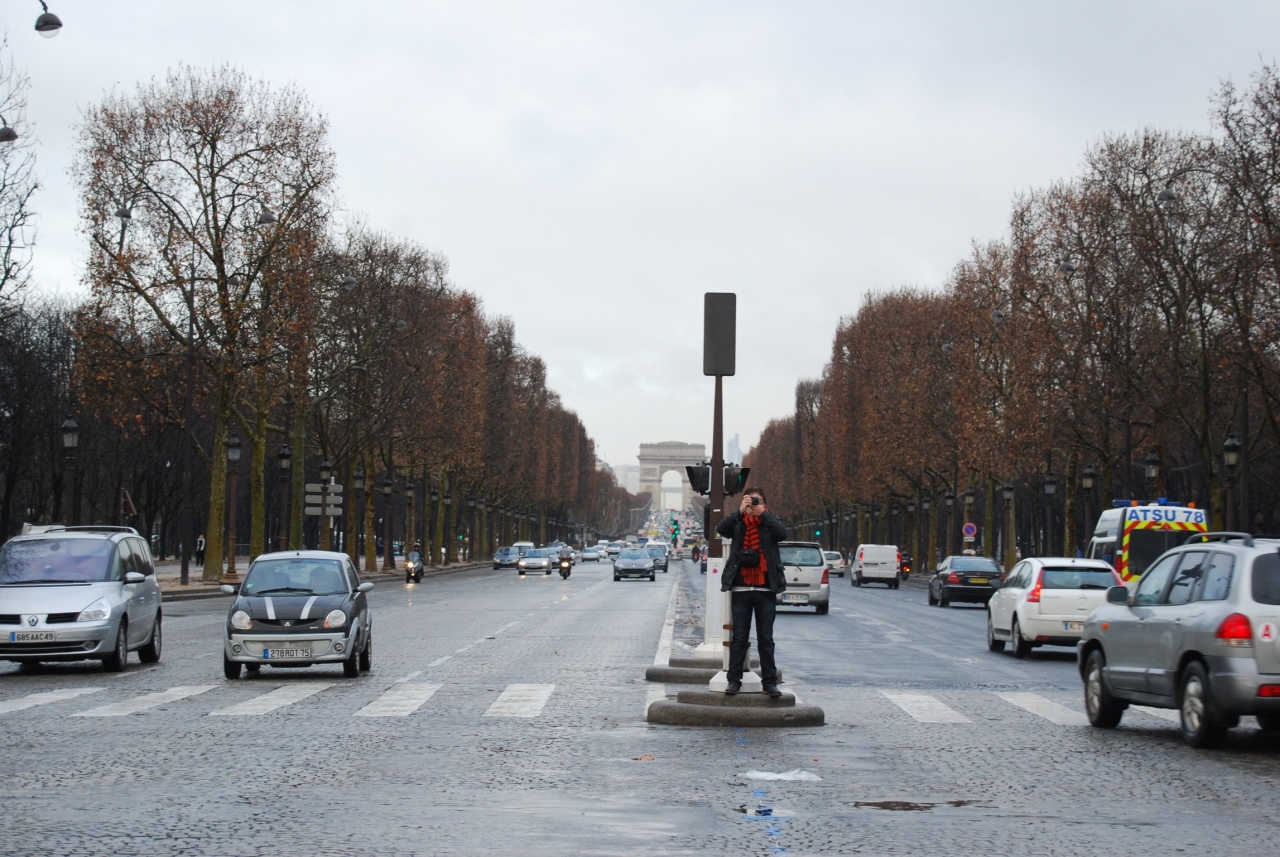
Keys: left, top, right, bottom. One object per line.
{"left": 304, "top": 483, "right": 343, "bottom": 494}
{"left": 703, "top": 293, "right": 736, "bottom": 377}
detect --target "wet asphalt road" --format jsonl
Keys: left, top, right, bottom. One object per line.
{"left": 2, "top": 559, "right": 1279, "bottom": 855}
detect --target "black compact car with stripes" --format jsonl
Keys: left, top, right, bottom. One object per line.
{"left": 221, "top": 550, "right": 374, "bottom": 679}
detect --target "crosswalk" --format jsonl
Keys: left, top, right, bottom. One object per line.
{"left": 0, "top": 680, "right": 560, "bottom": 721}
{"left": 878, "top": 688, "right": 1183, "bottom": 728}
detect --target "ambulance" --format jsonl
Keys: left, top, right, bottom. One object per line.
{"left": 1086, "top": 501, "right": 1208, "bottom": 582}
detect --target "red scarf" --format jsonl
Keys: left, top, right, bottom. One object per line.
{"left": 740, "top": 515, "right": 766, "bottom": 586}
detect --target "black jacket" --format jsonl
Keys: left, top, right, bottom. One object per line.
{"left": 716, "top": 510, "right": 788, "bottom": 593}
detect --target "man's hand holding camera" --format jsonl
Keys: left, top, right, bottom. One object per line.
{"left": 740, "top": 492, "right": 764, "bottom": 517}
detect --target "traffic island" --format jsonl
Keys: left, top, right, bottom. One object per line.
{"left": 645, "top": 657, "right": 778, "bottom": 685}
{"left": 647, "top": 689, "right": 824, "bottom": 727}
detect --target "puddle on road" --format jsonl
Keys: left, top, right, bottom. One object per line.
{"left": 854, "top": 799, "right": 988, "bottom": 812}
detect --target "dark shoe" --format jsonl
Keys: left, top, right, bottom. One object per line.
{"left": 764, "top": 684, "right": 782, "bottom": 698}
{"left": 724, "top": 682, "right": 741, "bottom": 696}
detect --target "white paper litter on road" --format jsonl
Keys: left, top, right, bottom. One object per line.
{"left": 741, "top": 769, "right": 821, "bottom": 781}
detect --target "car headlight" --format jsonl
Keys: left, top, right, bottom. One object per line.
{"left": 230, "top": 610, "right": 252, "bottom": 630}
{"left": 324, "top": 609, "right": 347, "bottom": 629}
{"left": 518, "top": 560, "right": 526, "bottom": 567}
{"left": 76, "top": 598, "right": 111, "bottom": 622}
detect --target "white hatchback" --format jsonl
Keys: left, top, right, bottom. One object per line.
{"left": 987, "top": 558, "right": 1121, "bottom": 658}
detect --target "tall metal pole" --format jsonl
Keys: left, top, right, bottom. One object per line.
{"left": 180, "top": 257, "right": 196, "bottom": 585}
{"left": 708, "top": 374, "right": 725, "bottom": 559}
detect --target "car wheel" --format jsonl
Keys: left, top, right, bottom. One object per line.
{"left": 854, "top": 575, "right": 863, "bottom": 588}
{"left": 890, "top": 580, "right": 899, "bottom": 590}
{"left": 938, "top": 593, "right": 950, "bottom": 608}
{"left": 223, "top": 654, "right": 242, "bottom": 680}
{"left": 1180, "top": 660, "right": 1228, "bottom": 748}
{"left": 138, "top": 614, "right": 162, "bottom": 663}
{"left": 986, "top": 612, "right": 1005, "bottom": 653}
{"left": 927, "top": 587, "right": 937, "bottom": 606}
{"left": 102, "top": 622, "right": 128, "bottom": 673}
{"left": 544, "top": 569, "right": 551, "bottom": 575}
{"left": 343, "top": 644, "right": 361, "bottom": 678}
{"left": 816, "top": 602, "right": 829, "bottom": 615}
{"left": 1257, "top": 714, "right": 1280, "bottom": 732}
{"left": 494, "top": 564, "right": 500, "bottom": 569}
{"left": 650, "top": 573, "right": 656, "bottom": 581}
{"left": 359, "top": 630, "right": 373, "bottom": 671}
{"left": 245, "top": 663, "right": 261, "bottom": 674}
{"left": 405, "top": 574, "right": 412, "bottom": 583}
{"left": 1011, "top": 618, "right": 1031, "bottom": 658}
{"left": 1084, "top": 650, "right": 1125, "bottom": 728}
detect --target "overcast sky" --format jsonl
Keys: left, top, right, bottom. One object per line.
{"left": 14, "top": 1, "right": 1280, "bottom": 475}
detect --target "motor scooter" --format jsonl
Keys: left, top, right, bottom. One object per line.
{"left": 405, "top": 550, "right": 424, "bottom": 583}
{"left": 558, "top": 557, "right": 572, "bottom": 579}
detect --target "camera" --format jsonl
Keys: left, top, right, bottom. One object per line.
{"left": 750, "top": 497, "right": 761, "bottom": 506}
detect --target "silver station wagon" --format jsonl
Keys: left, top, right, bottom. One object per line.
{"left": 0, "top": 526, "right": 162, "bottom": 671}
{"left": 1080, "top": 532, "right": 1280, "bottom": 747}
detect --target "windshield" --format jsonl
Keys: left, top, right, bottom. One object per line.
{"left": 0, "top": 538, "right": 117, "bottom": 584}
{"left": 1127, "top": 529, "right": 1187, "bottom": 580}
{"left": 1041, "top": 568, "right": 1119, "bottom": 590}
{"left": 608, "top": 541, "right": 623, "bottom": 549}
{"left": 242, "top": 558, "right": 348, "bottom": 596}
{"left": 824, "top": 552, "right": 842, "bottom": 562}
{"left": 527, "top": 549, "right": 550, "bottom": 558}
{"left": 619, "top": 549, "right": 649, "bottom": 560}
{"left": 952, "top": 558, "right": 1000, "bottom": 572}
{"left": 779, "top": 546, "right": 824, "bottom": 566}
{"left": 647, "top": 548, "right": 664, "bottom": 557}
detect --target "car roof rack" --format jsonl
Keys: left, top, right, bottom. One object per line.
{"left": 58, "top": 526, "right": 139, "bottom": 535}
{"left": 1185, "top": 531, "right": 1254, "bottom": 547}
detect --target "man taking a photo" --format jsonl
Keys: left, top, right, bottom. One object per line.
{"left": 716, "top": 487, "right": 787, "bottom": 696}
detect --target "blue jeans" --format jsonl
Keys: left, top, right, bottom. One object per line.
{"left": 728, "top": 590, "right": 777, "bottom": 684}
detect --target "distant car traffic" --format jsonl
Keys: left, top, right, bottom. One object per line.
{"left": 986, "top": 558, "right": 1121, "bottom": 658}
{"left": 221, "top": 550, "right": 373, "bottom": 679}
{"left": 613, "top": 547, "right": 656, "bottom": 581}
{"left": 646, "top": 544, "right": 669, "bottom": 573}
{"left": 1080, "top": 532, "right": 1280, "bottom": 747}
{"left": 517, "top": 549, "right": 553, "bottom": 575}
{"left": 823, "top": 550, "right": 846, "bottom": 578}
{"left": 606, "top": 541, "right": 624, "bottom": 557}
{"left": 928, "top": 555, "right": 1002, "bottom": 607}
{"left": 0, "top": 526, "right": 162, "bottom": 672}
{"left": 582, "top": 547, "right": 603, "bottom": 562}
{"left": 777, "top": 541, "right": 830, "bottom": 614}
{"left": 493, "top": 546, "right": 520, "bottom": 570}
{"left": 854, "top": 544, "right": 900, "bottom": 588}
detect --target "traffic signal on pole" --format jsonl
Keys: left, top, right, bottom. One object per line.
{"left": 686, "top": 464, "right": 711, "bottom": 495}
{"left": 723, "top": 466, "right": 750, "bottom": 497}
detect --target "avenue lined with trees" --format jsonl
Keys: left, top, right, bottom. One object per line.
{"left": 747, "top": 64, "right": 1280, "bottom": 569}
{"left": 0, "top": 62, "right": 644, "bottom": 575}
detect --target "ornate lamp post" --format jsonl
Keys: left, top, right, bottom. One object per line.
{"left": 944, "top": 491, "right": 955, "bottom": 556}
{"left": 428, "top": 485, "right": 439, "bottom": 565}
{"left": 35, "top": 2, "right": 62, "bottom": 37}
{"left": 353, "top": 467, "right": 365, "bottom": 568}
{"left": 276, "top": 444, "right": 292, "bottom": 551}
{"left": 1223, "top": 433, "right": 1242, "bottom": 530}
{"left": 223, "top": 432, "right": 242, "bottom": 583}
{"left": 405, "top": 482, "right": 416, "bottom": 555}
{"left": 1143, "top": 452, "right": 1160, "bottom": 501}
{"left": 1044, "top": 475, "right": 1058, "bottom": 556}
{"left": 921, "top": 495, "right": 933, "bottom": 568}
{"left": 1002, "top": 483, "right": 1016, "bottom": 570}
{"left": 442, "top": 491, "right": 452, "bottom": 565}
{"left": 467, "top": 495, "right": 476, "bottom": 560}
{"left": 60, "top": 415, "right": 79, "bottom": 526}
{"left": 381, "top": 476, "right": 394, "bottom": 570}
{"left": 1081, "top": 465, "right": 1096, "bottom": 554}
{"left": 906, "top": 499, "right": 917, "bottom": 566}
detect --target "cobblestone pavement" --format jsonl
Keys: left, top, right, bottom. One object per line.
{"left": 2, "top": 558, "right": 1280, "bottom": 855}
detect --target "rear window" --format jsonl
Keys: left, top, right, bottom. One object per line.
{"left": 1251, "top": 553, "right": 1280, "bottom": 605}
{"left": 1041, "top": 568, "right": 1119, "bottom": 590}
{"left": 780, "top": 546, "right": 824, "bottom": 566}
{"left": 952, "top": 558, "right": 1000, "bottom": 572}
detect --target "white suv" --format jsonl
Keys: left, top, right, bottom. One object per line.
{"left": 987, "top": 558, "right": 1120, "bottom": 658}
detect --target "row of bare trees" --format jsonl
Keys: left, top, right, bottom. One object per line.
{"left": 0, "top": 62, "right": 641, "bottom": 574}
{"left": 746, "top": 63, "right": 1280, "bottom": 566}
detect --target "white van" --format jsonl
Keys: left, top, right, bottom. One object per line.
{"left": 512, "top": 541, "right": 535, "bottom": 557}
{"left": 853, "top": 544, "right": 901, "bottom": 589}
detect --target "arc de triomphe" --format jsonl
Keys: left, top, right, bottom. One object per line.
{"left": 638, "top": 441, "right": 707, "bottom": 512}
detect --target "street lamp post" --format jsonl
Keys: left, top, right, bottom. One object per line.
{"left": 467, "top": 496, "right": 475, "bottom": 561}
{"left": 353, "top": 467, "right": 365, "bottom": 569}
{"left": 1044, "top": 475, "right": 1057, "bottom": 557}
{"left": 442, "top": 491, "right": 452, "bottom": 565}
{"left": 1081, "top": 465, "right": 1097, "bottom": 555}
{"left": 60, "top": 415, "right": 79, "bottom": 527}
{"left": 428, "top": 485, "right": 439, "bottom": 565}
{"left": 1223, "top": 433, "right": 1242, "bottom": 531}
{"left": 906, "top": 499, "right": 917, "bottom": 567}
{"left": 1002, "top": 483, "right": 1016, "bottom": 571}
{"left": 944, "top": 492, "right": 955, "bottom": 556}
{"left": 405, "top": 482, "right": 416, "bottom": 556}
{"left": 319, "top": 460, "right": 334, "bottom": 550}
{"left": 276, "top": 444, "right": 292, "bottom": 552}
{"left": 922, "top": 496, "right": 933, "bottom": 568}
{"left": 223, "top": 432, "right": 242, "bottom": 584}
{"left": 381, "top": 476, "right": 394, "bottom": 570}
{"left": 1143, "top": 452, "right": 1160, "bottom": 501}
{"left": 963, "top": 488, "right": 975, "bottom": 550}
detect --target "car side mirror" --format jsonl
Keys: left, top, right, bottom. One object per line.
{"left": 124, "top": 571, "right": 145, "bottom": 584}
{"left": 358, "top": 581, "right": 375, "bottom": 593}
{"left": 220, "top": 584, "right": 237, "bottom": 595}
{"left": 1106, "top": 585, "right": 1129, "bottom": 605}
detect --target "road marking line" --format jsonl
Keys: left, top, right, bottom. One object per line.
{"left": 0, "top": 687, "right": 103, "bottom": 714}
{"left": 354, "top": 683, "right": 442, "bottom": 717}
{"left": 427, "top": 656, "right": 451, "bottom": 667}
{"left": 879, "top": 690, "right": 971, "bottom": 723}
{"left": 995, "top": 692, "right": 1088, "bottom": 726}
{"left": 210, "top": 683, "right": 332, "bottom": 716}
{"left": 484, "top": 684, "right": 555, "bottom": 717}
{"left": 654, "top": 571, "right": 680, "bottom": 666}
{"left": 1132, "top": 705, "right": 1181, "bottom": 722}
{"left": 73, "top": 685, "right": 215, "bottom": 717}
{"left": 492, "top": 621, "right": 519, "bottom": 635}
{"left": 395, "top": 671, "right": 423, "bottom": 684}
{"left": 455, "top": 645, "right": 475, "bottom": 654}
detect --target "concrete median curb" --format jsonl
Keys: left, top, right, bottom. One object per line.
{"left": 646, "top": 664, "right": 781, "bottom": 684}
{"left": 646, "top": 698, "right": 824, "bottom": 727}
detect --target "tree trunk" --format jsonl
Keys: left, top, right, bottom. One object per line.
{"left": 1064, "top": 453, "right": 1078, "bottom": 556}
{"left": 248, "top": 405, "right": 267, "bottom": 561}
{"left": 201, "top": 380, "right": 231, "bottom": 581}
{"left": 290, "top": 395, "right": 306, "bottom": 549}
{"left": 983, "top": 478, "right": 995, "bottom": 558}
{"left": 363, "top": 454, "right": 377, "bottom": 573}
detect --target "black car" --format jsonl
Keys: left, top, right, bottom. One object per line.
{"left": 222, "top": 550, "right": 374, "bottom": 679}
{"left": 646, "top": 545, "right": 669, "bottom": 573}
{"left": 927, "top": 555, "right": 1002, "bottom": 607}
{"left": 614, "top": 547, "right": 656, "bottom": 581}
{"left": 493, "top": 546, "right": 520, "bottom": 570}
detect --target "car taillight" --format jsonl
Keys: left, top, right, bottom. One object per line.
{"left": 1258, "top": 685, "right": 1280, "bottom": 698}
{"left": 821, "top": 568, "right": 830, "bottom": 584}
{"left": 947, "top": 572, "right": 960, "bottom": 584}
{"left": 1026, "top": 570, "right": 1044, "bottom": 603}
{"left": 1216, "top": 613, "right": 1254, "bottom": 647}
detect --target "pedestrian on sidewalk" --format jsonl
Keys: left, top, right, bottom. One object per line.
{"left": 716, "top": 486, "right": 787, "bottom": 697}
{"left": 195, "top": 534, "right": 206, "bottom": 567}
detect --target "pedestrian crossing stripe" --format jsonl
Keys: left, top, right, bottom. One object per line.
{"left": 72, "top": 685, "right": 216, "bottom": 717}
{"left": 0, "top": 686, "right": 102, "bottom": 714}
{"left": 484, "top": 684, "right": 555, "bottom": 717}
{"left": 995, "top": 692, "right": 1089, "bottom": 726}
{"left": 210, "top": 683, "right": 332, "bottom": 716}
{"left": 355, "top": 683, "right": 442, "bottom": 717}
{"left": 880, "top": 690, "right": 971, "bottom": 723}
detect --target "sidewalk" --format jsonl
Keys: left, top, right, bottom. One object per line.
{"left": 153, "top": 557, "right": 492, "bottom": 602}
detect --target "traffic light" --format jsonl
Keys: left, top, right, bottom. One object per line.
{"left": 815, "top": 528, "right": 822, "bottom": 536}
{"left": 686, "top": 464, "right": 711, "bottom": 495}
{"left": 723, "top": 466, "right": 750, "bottom": 497}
